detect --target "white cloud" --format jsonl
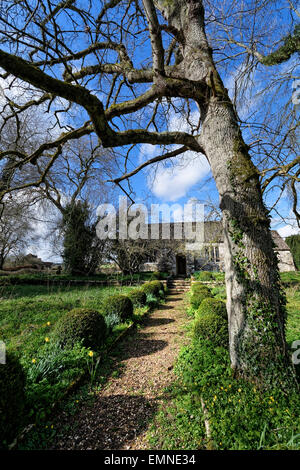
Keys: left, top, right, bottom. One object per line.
{"left": 26, "top": 201, "right": 62, "bottom": 262}
{"left": 0, "top": 73, "right": 71, "bottom": 140}
{"left": 139, "top": 143, "right": 159, "bottom": 164}
{"left": 277, "top": 224, "right": 299, "bottom": 238}
{"left": 149, "top": 151, "right": 210, "bottom": 201}
{"left": 139, "top": 106, "right": 210, "bottom": 201}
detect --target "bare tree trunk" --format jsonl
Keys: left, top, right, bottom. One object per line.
{"left": 158, "top": 0, "right": 296, "bottom": 388}
{"left": 202, "top": 101, "right": 294, "bottom": 387}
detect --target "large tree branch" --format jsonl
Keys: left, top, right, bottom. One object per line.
{"left": 109, "top": 145, "right": 189, "bottom": 184}
{"left": 0, "top": 122, "right": 93, "bottom": 165}
{"left": 0, "top": 48, "right": 116, "bottom": 145}
{"left": 0, "top": 48, "right": 205, "bottom": 151}
{"left": 224, "top": 26, "right": 300, "bottom": 66}
{"left": 35, "top": 41, "right": 132, "bottom": 68}
{"left": 105, "top": 85, "right": 161, "bottom": 120}
{"left": 142, "top": 0, "right": 165, "bottom": 77}
{"left": 108, "top": 128, "right": 202, "bottom": 150}
{"left": 261, "top": 155, "right": 300, "bottom": 191}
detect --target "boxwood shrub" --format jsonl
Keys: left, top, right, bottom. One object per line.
{"left": 190, "top": 286, "right": 213, "bottom": 310}
{"left": 54, "top": 308, "right": 107, "bottom": 350}
{"left": 102, "top": 294, "right": 133, "bottom": 322}
{"left": 0, "top": 351, "right": 25, "bottom": 448}
{"left": 193, "top": 312, "right": 229, "bottom": 348}
{"left": 151, "top": 271, "right": 162, "bottom": 280}
{"left": 142, "top": 280, "right": 162, "bottom": 298}
{"left": 191, "top": 282, "right": 211, "bottom": 294}
{"left": 128, "top": 289, "right": 147, "bottom": 307}
{"left": 196, "top": 297, "right": 227, "bottom": 319}
{"left": 193, "top": 271, "right": 214, "bottom": 281}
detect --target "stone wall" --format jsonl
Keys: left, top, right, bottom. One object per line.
{"left": 276, "top": 250, "right": 296, "bottom": 272}
{"left": 139, "top": 241, "right": 296, "bottom": 276}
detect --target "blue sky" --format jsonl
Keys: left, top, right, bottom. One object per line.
{"left": 1, "top": 0, "right": 298, "bottom": 261}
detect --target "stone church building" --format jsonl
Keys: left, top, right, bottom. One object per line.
{"left": 141, "top": 221, "right": 296, "bottom": 276}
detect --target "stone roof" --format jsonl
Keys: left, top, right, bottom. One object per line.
{"left": 146, "top": 222, "right": 290, "bottom": 250}
{"left": 147, "top": 221, "right": 222, "bottom": 242}
{"left": 270, "top": 230, "right": 291, "bottom": 251}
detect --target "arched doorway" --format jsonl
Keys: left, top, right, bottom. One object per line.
{"left": 176, "top": 254, "right": 187, "bottom": 276}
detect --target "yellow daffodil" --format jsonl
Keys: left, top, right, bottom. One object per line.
{"left": 238, "top": 388, "right": 242, "bottom": 393}
{"left": 45, "top": 337, "right": 50, "bottom": 342}
{"left": 88, "top": 350, "right": 94, "bottom": 357}
{"left": 32, "top": 358, "right": 36, "bottom": 364}
{"left": 47, "top": 321, "right": 51, "bottom": 326}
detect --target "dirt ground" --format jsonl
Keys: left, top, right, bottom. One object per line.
{"left": 50, "top": 294, "right": 189, "bottom": 450}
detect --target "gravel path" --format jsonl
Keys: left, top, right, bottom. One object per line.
{"left": 51, "top": 294, "right": 189, "bottom": 450}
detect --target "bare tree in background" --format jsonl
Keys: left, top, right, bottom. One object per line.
{"left": 0, "top": 194, "right": 36, "bottom": 268}
{"left": 0, "top": 0, "right": 298, "bottom": 387}
{"left": 205, "top": 0, "right": 300, "bottom": 227}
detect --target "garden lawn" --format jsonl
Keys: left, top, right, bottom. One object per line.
{"left": 0, "top": 271, "right": 168, "bottom": 285}
{"left": 0, "top": 282, "right": 154, "bottom": 435}
{"left": 286, "top": 286, "right": 300, "bottom": 346}
{"left": 0, "top": 284, "right": 136, "bottom": 359}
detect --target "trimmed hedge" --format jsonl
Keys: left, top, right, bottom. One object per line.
{"left": 142, "top": 280, "right": 163, "bottom": 298}
{"left": 191, "top": 282, "right": 211, "bottom": 294}
{"left": 102, "top": 294, "right": 133, "bottom": 322}
{"left": 153, "top": 280, "right": 165, "bottom": 298}
{"left": 0, "top": 351, "right": 25, "bottom": 448}
{"left": 190, "top": 286, "right": 212, "bottom": 310}
{"left": 193, "top": 312, "right": 229, "bottom": 347}
{"left": 151, "top": 271, "right": 162, "bottom": 280}
{"left": 54, "top": 308, "right": 107, "bottom": 349}
{"left": 194, "top": 271, "right": 214, "bottom": 281}
{"left": 128, "top": 289, "right": 147, "bottom": 307}
{"left": 196, "top": 298, "right": 227, "bottom": 320}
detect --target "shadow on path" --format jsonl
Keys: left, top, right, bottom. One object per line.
{"left": 45, "top": 294, "right": 187, "bottom": 451}
{"left": 121, "top": 337, "right": 168, "bottom": 359}
{"left": 51, "top": 394, "right": 158, "bottom": 450}
{"left": 146, "top": 317, "right": 175, "bottom": 327}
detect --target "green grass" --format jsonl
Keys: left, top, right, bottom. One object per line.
{"left": 0, "top": 271, "right": 169, "bottom": 285}
{"left": 193, "top": 271, "right": 225, "bottom": 282}
{"left": 0, "top": 283, "right": 135, "bottom": 358}
{"left": 148, "top": 274, "right": 300, "bottom": 451}
{"left": 190, "top": 278, "right": 300, "bottom": 346}
{"left": 286, "top": 286, "right": 300, "bottom": 345}
{"left": 0, "top": 281, "right": 162, "bottom": 445}
{"left": 280, "top": 271, "right": 300, "bottom": 286}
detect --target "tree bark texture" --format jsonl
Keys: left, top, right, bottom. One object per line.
{"left": 157, "top": 0, "right": 296, "bottom": 388}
